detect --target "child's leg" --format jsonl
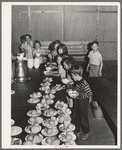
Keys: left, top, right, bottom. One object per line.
{"left": 79, "top": 98, "right": 90, "bottom": 134}
{"left": 72, "top": 99, "right": 81, "bottom": 134}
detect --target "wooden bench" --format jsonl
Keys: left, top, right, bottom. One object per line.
{"left": 41, "top": 41, "right": 89, "bottom": 61}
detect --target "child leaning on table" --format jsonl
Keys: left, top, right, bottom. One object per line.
{"left": 86, "top": 41, "right": 103, "bottom": 77}
{"left": 68, "top": 64, "right": 92, "bottom": 141}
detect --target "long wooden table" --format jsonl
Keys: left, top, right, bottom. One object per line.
{"left": 86, "top": 77, "right": 117, "bottom": 142}
{"left": 11, "top": 64, "right": 68, "bottom": 144}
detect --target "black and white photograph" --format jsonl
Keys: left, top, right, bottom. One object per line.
{"left": 2, "top": 2, "right": 121, "bottom": 149}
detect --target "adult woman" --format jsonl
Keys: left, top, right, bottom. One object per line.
{"left": 20, "top": 34, "right": 33, "bottom": 59}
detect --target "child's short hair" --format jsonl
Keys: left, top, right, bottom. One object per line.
{"left": 33, "top": 40, "right": 41, "bottom": 48}
{"left": 57, "top": 44, "right": 68, "bottom": 56}
{"left": 69, "top": 64, "right": 83, "bottom": 77}
{"left": 61, "top": 56, "right": 76, "bottom": 67}
{"left": 91, "top": 40, "right": 99, "bottom": 46}
{"left": 53, "top": 40, "right": 61, "bottom": 46}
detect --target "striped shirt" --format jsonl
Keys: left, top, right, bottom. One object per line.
{"left": 74, "top": 78, "right": 93, "bottom": 99}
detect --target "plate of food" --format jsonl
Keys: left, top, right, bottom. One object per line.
{"left": 55, "top": 101, "right": 68, "bottom": 110}
{"left": 25, "top": 133, "right": 43, "bottom": 144}
{"left": 11, "top": 119, "right": 15, "bottom": 126}
{"left": 57, "top": 114, "right": 71, "bottom": 123}
{"left": 62, "top": 108, "right": 72, "bottom": 115}
{"left": 40, "top": 82, "right": 51, "bottom": 87}
{"left": 41, "top": 127, "right": 58, "bottom": 137}
{"left": 11, "top": 126, "right": 22, "bottom": 136}
{"left": 43, "top": 77, "right": 53, "bottom": 83}
{"left": 25, "top": 123, "right": 42, "bottom": 134}
{"left": 36, "top": 102, "right": 50, "bottom": 110}
{"left": 58, "top": 131, "right": 76, "bottom": 142}
{"left": 28, "top": 117, "right": 43, "bottom": 125}
{"left": 27, "top": 110, "right": 42, "bottom": 117}
{"left": 30, "top": 92, "right": 42, "bottom": 99}
{"left": 11, "top": 137, "right": 22, "bottom": 145}
{"left": 42, "top": 136, "right": 60, "bottom": 145}
{"left": 42, "top": 117, "right": 58, "bottom": 128}
{"left": 27, "top": 98, "right": 40, "bottom": 104}
{"left": 59, "top": 123, "right": 75, "bottom": 132}
{"left": 43, "top": 94, "right": 55, "bottom": 99}
{"left": 43, "top": 109, "right": 58, "bottom": 117}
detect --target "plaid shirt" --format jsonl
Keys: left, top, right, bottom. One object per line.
{"left": 74, "top": 78, "right": 93, "bottom": 99}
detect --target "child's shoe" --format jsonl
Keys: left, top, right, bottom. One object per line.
{"left": 81, "top": 133, "right": 89, "bottom": 140}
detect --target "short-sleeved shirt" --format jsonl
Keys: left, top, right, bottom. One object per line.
{"left": 88, "top": 50, "right": 102, "bottom": 65}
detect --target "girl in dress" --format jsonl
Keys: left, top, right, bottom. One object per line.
{"left": 33, "top": 40, "right": 46, "bottom": 64}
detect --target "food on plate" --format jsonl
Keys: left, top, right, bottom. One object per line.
{"left": 68, "top": 124, "right": 74, "bottom": 130}
{"left": 41, "top": 127, "right": 58, "bottom": 136}
{"left": 55, "top": 101, "right": 68, "bottom": 110}
{"left": 58, "top": 116, "right": 65, "bottom": 123}
{"left": 42, "top": 117, "right": 58, "bottom": 128}
{"left": 30, "top": 92, "right": 42, "bottom": 99}
{"left": 25, "top": 123, "right": 41, "bottom": 134}
{"left": 46, "top": 128, "right": 53, "bottom": 135}
{"left": 66, "top": 134, "right": 73, "bottom": 141}
{"left": 65, "top": 108, "right": 71, "bottom": 114}
{"left": 28, "top": 117, "right": 43, "bottom": 124}
{"left": 27, "top": 98, "right": 40, "bottom": 104}
{"left": 44, "top": 136, "right": 60, "bottom": 145}
{"left": 11, "top": 138, "right": 22, "bottom": 145}
{"left": 36, "top": 102, "right": 49, "bottom": 110}
{"left": 11, "top": 126, "right": 22, "bottom": 136}
{"left": 25, "top": 133, "right": 43, "bottom": 144}
{"left": 27, "top": 109, "right": 42, "bottom": 117}
{"left": 43, "top": 109, "right": 57, "bottom": 117}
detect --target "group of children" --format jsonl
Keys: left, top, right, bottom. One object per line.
{"left": 13, "top": 35, "right": 103, "bottom": 143}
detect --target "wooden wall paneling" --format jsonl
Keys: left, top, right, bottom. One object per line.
{"left": 30, "top": 5, "right": 63, "bottom": 11}
{"left": 31, "top": 12, "right": 63, "bottom": 41}
{"left": 65, "top": 5, "right": 97, "bottom": 12}
{"left": 99, "top": 42, "right": 117, "bottom": 60}
{"left": 99, "top": 6, "right": 117, "bottom": 12}
{"left": 12, "top": 5, "right": 28, "bottom": 12}
{"left": 12, "top": 8, "right": 30, "bottom": 43}
{"left": 64, "top": 12, "right": 97, "bottom": 41}
{"left": 97, "top": 13, "right": 117, "bottom": 42}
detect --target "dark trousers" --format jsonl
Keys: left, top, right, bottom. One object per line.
{"left": 72, "top": 98, "right": 90, "bottom": 134}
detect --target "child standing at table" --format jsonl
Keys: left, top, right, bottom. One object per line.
{"left": 86, "top": 41, "right": 103, "bottom": 77}
{"left": 68, "top": 64, "right": 92, "bottom": 141}
{"left": 46, "top": 54, "right": 66, "bottom": 79}
{"left": 61, "top": 57, "right": 77, "bottom": 108}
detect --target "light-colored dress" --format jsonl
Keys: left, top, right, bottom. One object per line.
{"left": 33, "top": 48, "right": 45, "bottom": 65}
